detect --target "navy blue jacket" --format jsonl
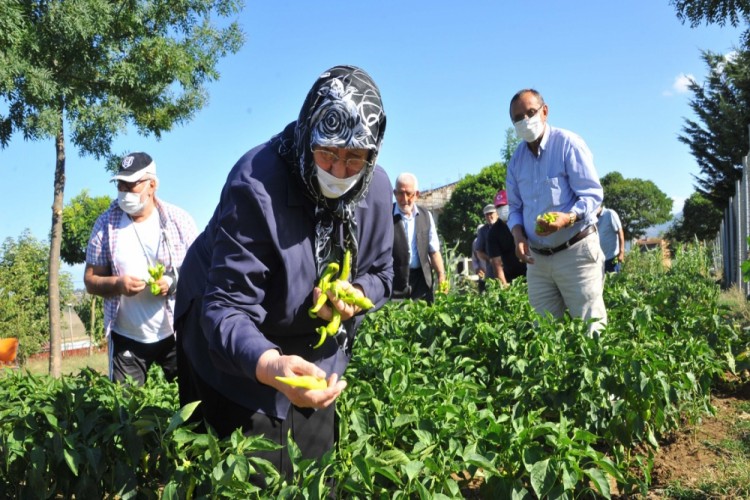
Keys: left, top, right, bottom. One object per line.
{"left": 175, "top": 143, "right": 394, "bottom": 418}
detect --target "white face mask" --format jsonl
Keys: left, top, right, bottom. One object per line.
{"left": 315, "top": 164, "right": 364, "bottom": 199}
{"left": 497, "top": 205, "right": 510, "bottom": 222}
{"left": 117, "top": 190, "right": 147, "bottom": 215}
{"left": 514, "top": 113, "right": 545, "bottom": 143}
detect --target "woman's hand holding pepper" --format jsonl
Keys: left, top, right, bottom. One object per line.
{"left": 256, "top": 350, "right": 346, "bottom": 409}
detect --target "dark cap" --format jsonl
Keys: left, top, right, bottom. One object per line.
{"left": 112, "top": 152, "right": 156, "bottom": 182}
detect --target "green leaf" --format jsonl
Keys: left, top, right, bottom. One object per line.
{"left": 63, "top": 447, "right": 80, "bottom": 476}
{"left": 463, "top": 452, "right": 495, "bottom": 471}
{"left": 379, "top": 449, "right": 410, "bottom": 466}
{"left": 584, "top": 467, "right": 611, "bottom": 498}
{"left": 439, "top": 312, "right": 453, "bottom": 327}
{"left": 164, "top": 401, "right": 201, "bottom": 435}
{"left": 393, "top": 414, "right": 418, "bottom": 427}
{"left": 529, "top": 458, "right": 555, "bottom": 498}
{"left": 403, "top": 460, "right": 424, "bottom": 483}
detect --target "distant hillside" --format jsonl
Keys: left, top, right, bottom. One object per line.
{"left": 644, "top": 212, "right": 680, "bottom": 238}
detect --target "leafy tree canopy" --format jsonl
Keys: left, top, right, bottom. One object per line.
{"left": 679, "top": 43, "right": 750, "bottom": 206}
{"left": 665, "top": 191, "right": 724, "bottom": 242}
{"left": 670, "top": 0, "right": 750, "bottom": 27}
{"left": 438, "top": 162, "right": 506, "bottom": 257}
{"left": 0, "top": 231, "right": 73, "bottom": 359}
{"left": 61, "top": 190, "right": 112, "bottom": 266}
{"left": 0, "top": 0, "right": 245, "bottom": 155}
{"left": 600, "top": 172, "right": 673, "bottom": 240}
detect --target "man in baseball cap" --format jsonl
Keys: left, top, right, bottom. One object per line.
{"left": 112, "top": 152, "right": 156, "bottom": 182}
{"left": 85, "top": 151, "right": 198, "bottom": 385}
{"left": 487, "top": 189, "right": 526, "bottom": 285}
{"left": 475, "top": 202, "right": 500, "bottom": 287}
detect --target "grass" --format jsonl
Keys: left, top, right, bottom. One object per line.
{"left": 663, "top": 402, "right": 750, "bottom": 499}
{"left": 22, "top": 349, "right": 109, "bottom": 377}
{"left": 658, "top": 287, "right": 750, "bottom": 499}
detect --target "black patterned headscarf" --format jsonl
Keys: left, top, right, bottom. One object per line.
{"left": 272, "top": 65, "right": 387, "bottom": 278}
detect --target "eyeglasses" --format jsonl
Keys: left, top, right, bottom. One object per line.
{"left": 116, "top": 178, "right": 149, "bottom": 192}
{"left": 394, "top": 189, "right": 416, "bottom": 199}
{"left": 312, "top": 148, "right": 371, "bottom": 173}
{"left": 512, "top": 105, "right": 544, "bottom": 124}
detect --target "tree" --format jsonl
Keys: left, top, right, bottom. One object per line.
{"left": 0, "top": 231, "right": 73, "bottom": 363}
{"left": 0, "top": 0, "right": 244, "bottom": 376}
{"left": 438, "top": 162, "right": 507, "bottom": 257}
{"left": 501, "top": 127, "right": 521, "bottom": 164}
{"left": 600, "top": 172, "right": 673, "bottom": 240}
{"left": 61, "top": 190, "right": 111, "bottom": 353}
{"left": 61, "top": 190, "right": 112, "bottom": 265}
{"left": 670, "top": 0, "right": 750, "bottom": 27}
{"left": 679, "top": 45, "right": 750, "bottom": 206}
{"left": 665, "top": 191, "right": 724, "bottom": 242}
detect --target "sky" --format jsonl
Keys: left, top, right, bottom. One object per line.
{"left": 0, "top": 1, "right": 745, "bottom": 288}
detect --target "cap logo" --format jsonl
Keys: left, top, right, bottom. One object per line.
{"left": 122, "top": 156, "right": 134, "bottom": 168}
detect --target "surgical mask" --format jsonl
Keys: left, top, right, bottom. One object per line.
{"left": 514, "top": 113, "right": 545, "bottom": 143}
{"left": 117, "top": 190, "right": 147, "bottom": 215}
{"left": 497, "top": 205, "right": 510, "bottom": 222}
{"left": 315, "top": 164, "right": 364, "bottom": 199}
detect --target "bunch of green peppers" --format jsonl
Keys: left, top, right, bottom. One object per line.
{"left": 147, "top": 263, "right": 165, "bottom": 295}
{"left": 535, "top": 212, "right": 558, "bottom": 233}
{"left": 308, "top": 250, "right": 374, "bottom": 349}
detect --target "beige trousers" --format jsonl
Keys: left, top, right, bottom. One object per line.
{"left": 527, "top": 233, "right": 607, "bottom": 331}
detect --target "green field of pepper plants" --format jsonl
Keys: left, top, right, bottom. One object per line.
{"left": 0, "top": 243, "right": 747, "bottom": 498}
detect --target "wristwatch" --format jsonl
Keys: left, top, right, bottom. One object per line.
{"left": 567, "top": 211, "right": 577, "bottom": 227}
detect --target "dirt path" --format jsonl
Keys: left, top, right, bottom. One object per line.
{"left": 646, "top": 388, "right": 750, "bottom": 498}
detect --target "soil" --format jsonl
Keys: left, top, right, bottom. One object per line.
{"left": 644, "top": 384, "right": 750, "bottom": 499}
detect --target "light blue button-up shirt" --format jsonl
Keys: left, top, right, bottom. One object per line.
{"left": 393, "top": 204, "right": 440, "bottom": 268}
{"left": 506, "top": 124, "right": 603, "bottom": 249}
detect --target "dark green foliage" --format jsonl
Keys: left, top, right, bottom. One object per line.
{"left": 0, "top": 0, "right": 245, "bottom": 156}
{"left": 61, "top": 190, "right": 112, "bottom": 266}
{"left": 0, "top": 231, "right": 73, "bottom": 360}
{"left": 438, "top": 162, "right": 507, "bottom": 256}
{"left": 342, "top": 245, "right": 739, "bottom": 497}
{"left": 665, "top": 191, "right": 724, "bottom": 242}
{"left": 0, "top": 243, "right": 745, "bottom": 497}
{"left": 601, "top": 171, "right": 674, "bottom": 240}
{"left": 678, "top": 42, "right": 750, "bottom": 206}
{"left": 670, "top": 0, "right": 750, "bottom": 27}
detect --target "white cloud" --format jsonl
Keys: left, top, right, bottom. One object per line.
{"left": 671, "top": 196, "right": 686, "bottom": 214}
{"left": 672, "top": 73, "right": 695, "bottom": 94}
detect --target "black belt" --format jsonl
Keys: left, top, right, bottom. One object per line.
{"left": 531, "top": 225, "right": 597, "bottom": 256}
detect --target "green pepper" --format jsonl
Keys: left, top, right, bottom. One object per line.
{"left": 309, "top": 250, "right": 374, "bottom": 349}
{"left": 312, "top": 309, "right": 341, "bottom": 349}
{"left": 339, "top": 249, "right": 352, "bottom": 282}
{"left": 535, "top": 212, "right": 557, "bottom": 233}
{"left": 308, "top": 262, "right": 340, "bottom": 318}
{"left": 275, "top": 375, "right": 327, "bottom": 390}
{"left": 147, "top": 263, "right": 165, "bottom": 296}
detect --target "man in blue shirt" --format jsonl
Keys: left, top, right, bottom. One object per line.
{"left": 597, "top": 205, "right": 625, "bottom": 273}
{"left": 505, "top": 89, "right": 607, "bottom": 331}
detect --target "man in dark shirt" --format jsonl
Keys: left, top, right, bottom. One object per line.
{"left": 487, "top": 189, "right": 527, "bottom": 285}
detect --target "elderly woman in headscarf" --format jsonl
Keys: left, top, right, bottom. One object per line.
{"left": 174, "top": 65, "right": 393, "bottom": 479}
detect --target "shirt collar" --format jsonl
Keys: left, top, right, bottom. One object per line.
{"left": 394, "top": 204, "right": 420, "bottom": 218}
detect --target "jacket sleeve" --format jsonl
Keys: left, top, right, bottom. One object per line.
{"left": 200, "top": 178, "right": 280, "bottom": 382}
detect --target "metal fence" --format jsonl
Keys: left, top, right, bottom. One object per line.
{"left": 717, "top": 155, "right": 750, "bottom": 295}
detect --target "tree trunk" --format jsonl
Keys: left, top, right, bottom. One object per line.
{"left": 48, "top": 127, "right": 66, "bottom": 378}
{"left": 89, "top": 296, "right": 96, "bottom": 356}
